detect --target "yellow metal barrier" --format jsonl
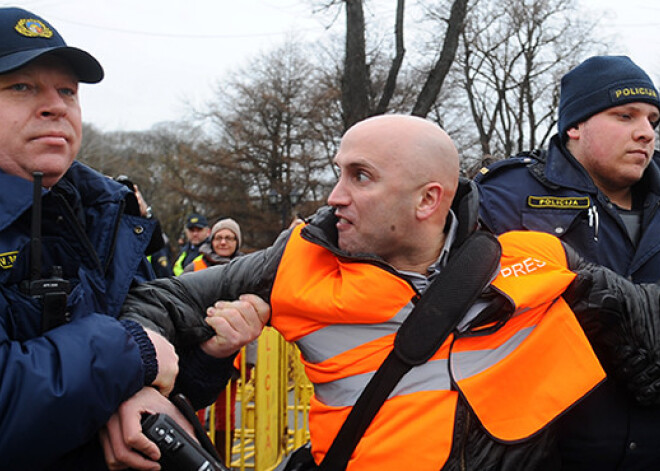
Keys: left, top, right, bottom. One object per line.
{"left": 201, "top": 327, "right": 312, "bottom": 470}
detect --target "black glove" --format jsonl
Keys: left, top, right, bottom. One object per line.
{"left": 566, "top": 262, "right": 660, "bottom": 406}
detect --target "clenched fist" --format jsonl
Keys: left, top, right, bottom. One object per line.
{"left": 201, "top": 294, "right": 270, "bottom": 358}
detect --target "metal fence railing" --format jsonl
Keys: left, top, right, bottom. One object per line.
{"left": 199, "top": 327, "right": 312, "bottom": 470}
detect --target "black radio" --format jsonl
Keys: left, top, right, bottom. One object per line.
{"left": 141, "top": 412, "right": 229, "bottom": 471}
{"left": 20, "top": 171, "right": 70, "bottom": 332}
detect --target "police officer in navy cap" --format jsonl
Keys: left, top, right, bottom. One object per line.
{"left": 476, "top": 56, "right": 660, "bottom": 469}
{"left": 0, "top": 7, "right": 266, "bottom": 470}
{"left": 173, "top": 213, "right": 211, "bottom": 275}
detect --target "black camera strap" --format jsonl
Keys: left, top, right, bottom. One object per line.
{"left": 170, "top": 393, "right": 227, "bottom": 468}
{"left": 318, "top": 231, "right": 501, "bottom": 470}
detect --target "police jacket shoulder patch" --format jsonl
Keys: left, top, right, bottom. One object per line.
{"left": 475, "top": 156, "right": 535, "bottom": 183}
{"left": 0, "top": 251, "right": 17, "bottom": 270}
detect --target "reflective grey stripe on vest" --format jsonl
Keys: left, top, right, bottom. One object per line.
{"left": 309, "top": 307, "right": 539, "bottom": 408}
{"left": 297, "top": 301, "right": 414, "bottom": 364}
{"left": 314, "top": 358, "right": 452, "bottom": 408}
{"left": 450, "top": 324, "right": 535, "bottom": 382}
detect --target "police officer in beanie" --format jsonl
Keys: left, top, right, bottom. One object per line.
{"left": 476, "top": 56, "right": 660, "bottom": 469}
{"left": 0, "top": 7, "right": 266, "bottom": 470}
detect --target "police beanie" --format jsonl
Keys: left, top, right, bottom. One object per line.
{"left": 211, "top": 218, "right": 242, "bottom": 249}
{"left": 558, "top": 55, "right": 660, "bottom": 136}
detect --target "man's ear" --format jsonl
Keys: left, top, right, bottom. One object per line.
{"left": 416, "top": 183, "right": 443, "bottom": 220}
{"left": 566, "top": 124, "right": 582, "bottom": 141}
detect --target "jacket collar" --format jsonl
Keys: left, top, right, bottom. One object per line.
{"left": 544, "top": 135, "right": 599, "bottom": 192}
{"left": 60, "top": 161, "right": 134, "bottom": 206}
{"left": 199, "top": 241, "right": 237, "bottom": 265}
{"left": 0, "top": 169, "right": 42, "bottom": 232}
{"left": 0, "top": 161, "right": 133, "bottom": 232}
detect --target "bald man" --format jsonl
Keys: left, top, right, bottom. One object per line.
{"left": 326, "top": 115, "right": 458, "bottom": 272}
{"left": 118, "top": 115, "right": 660, "bottom": 470}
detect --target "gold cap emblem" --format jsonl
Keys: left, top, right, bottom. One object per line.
{"left": 15, "top": 18, "right": 53, "bottom": 38}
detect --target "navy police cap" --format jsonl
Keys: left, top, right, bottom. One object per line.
{"left": 0, "top": 7, "right": 103, "bottom": 83}
{"left": 186, "top": 213, "right": 209, "bottom": 229}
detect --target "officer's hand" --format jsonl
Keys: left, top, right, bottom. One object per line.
{"left": 201, "top": 294, "right": 270, "bottom": 358}
{"left": 145, "top": 329, "right": 178, "bottom": 397}
{"left": 100, "top": 387, "right": 195, "bottom": 471}
{"left": 134, "top": 184, "right": 150, "bottom": 217}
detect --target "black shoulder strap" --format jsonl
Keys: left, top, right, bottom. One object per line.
{"left": 515, "top": 148, "right": 546, "bottom": 162}
{"left": 514, "top": 148, "right": 564, "bottom": 190}
{"left": 318, "top": 231, "right": 501, "bottom": 470}
{"left": 171, "top": 393, "right": 227, "bottom": 467}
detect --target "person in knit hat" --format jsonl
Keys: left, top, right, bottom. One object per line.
{"left": 210, "top": 218, "right": 242, "bottom": 258}
{"left": 476, "top": 55, "right": 660, "bottom": 468}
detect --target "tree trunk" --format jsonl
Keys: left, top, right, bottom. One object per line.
{"left": 412, "top": 0, "right": 468, "bottom": 117}
{"left": 342, "top": 0, "right": 370, "bottom": 130}
{"left": 375, "top": 0, "right": 406, "bottom": 115}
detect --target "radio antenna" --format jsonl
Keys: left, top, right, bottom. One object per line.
{"left": 30, "top": 171, "right": 43, "bottom": 282}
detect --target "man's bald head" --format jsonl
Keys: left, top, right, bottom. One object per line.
{"left": 329, "top": 115, "right": 461, "bottom": 273}
{"left": 343, "top": 115, "right": 459, "bottom": 212}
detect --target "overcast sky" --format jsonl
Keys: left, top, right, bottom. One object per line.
{"left": 4, "top": 0, "right": 660, "bottom": 132}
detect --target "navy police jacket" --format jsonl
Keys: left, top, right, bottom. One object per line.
{"left": 476, "top": 135, "right": 660, "bottom": 283}
{"left": 475, "top": 135, "right": 660, "bottom": 470}
{"left": 1, "top": 162, "right": 157, "bottom": 470}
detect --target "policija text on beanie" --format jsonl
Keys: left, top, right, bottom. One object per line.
{"left": 557, "top": 55, "right": 660, "bottom": 136}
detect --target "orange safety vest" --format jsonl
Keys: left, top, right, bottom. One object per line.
{"left": 192, "top": 257, "right": 208, "bottom": 272}
{"left": 270, "top": 225, "right": 605, "bottom": 470}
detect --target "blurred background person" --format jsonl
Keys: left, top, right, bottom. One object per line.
{"left": 115, "top": 175, "right": 173, "bottom": 277}
{"left": 173, "top": 212, "right": 210, "bottom": 275}
{"left": 149, "top": 232, "right": 174, "bottom": 278}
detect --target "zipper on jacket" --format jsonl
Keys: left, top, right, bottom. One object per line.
{"left": 587, "top": 205, "right": 599, "bottom": 241}
{"left": 643, "top": 199, "right": 660, "bottom": 233}
{"left": 460, "top": 408, "right": 470, "bottom": 471}
{"left": 104, "top": 199, "right": 125, "bottom": 275}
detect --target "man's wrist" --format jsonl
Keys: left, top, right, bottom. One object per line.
{"left": 201, "top": 336, "right": 244, "bottom": 358}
